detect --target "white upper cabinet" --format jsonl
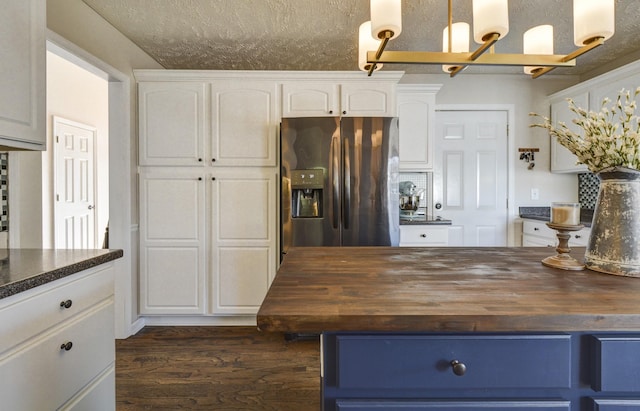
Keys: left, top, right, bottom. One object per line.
{"left": 138, "top": 82, "right": 207, "bottom": 166}
{"left": 281, "top": 72, "right": 403, "bottom": 118}
{"left": 549, "top": 92, "right": 589, "bottom": 173}
{"left": 547, "top": 59, "right": 640, "bottom": 174}
{"left": 211, "top": 81, "right": 278, "bottom": 167}
{"left": 0, "top": 0, "right": 46, "bottom": 150}
{"left": 397, "top": 84, "right": 441, "bottom": 171}
{"left": 340, "top": 82, "right": 396, "bottom": 117}
{"left": 137, "top": 73, "right": 278, "bottom": 167}
{"left": 281, "top": 82, "right": 340, "bottom": 117}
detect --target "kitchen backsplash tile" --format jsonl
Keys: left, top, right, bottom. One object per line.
{"left": 0, "top": 153, "right": 7, "bottom": 233}
{"left": 578, "top": 172, "right": 599, "bottom": 210}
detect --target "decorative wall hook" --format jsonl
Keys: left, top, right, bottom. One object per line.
{"left": 519, "top": 148, "right": 539, "bottom": 170}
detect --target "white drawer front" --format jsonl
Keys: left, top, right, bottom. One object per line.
{"left": 400, "top": 226, "right": 448, "bottom": 246}
{"left": 0, "top": 264, "right": 114, "bottom": 355}
{"left": 0, "top": 300, "right": 114, "bottom": 411}
{"left": 522, "top": 220, "right": 555, "bottom": 238}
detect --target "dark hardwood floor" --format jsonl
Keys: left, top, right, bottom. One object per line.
{"left": 116, "top": 327, "right": 320, "bottom": 410}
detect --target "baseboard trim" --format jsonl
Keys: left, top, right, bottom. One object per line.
{"left": 139, "top": 315, "right": 257, "bottom": 327}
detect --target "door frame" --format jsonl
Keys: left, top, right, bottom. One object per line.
{"left": 53, "top": 116, "right": 98, "bottom": 249}
{"left": 47, "top": 31, "right": 136, "bottom": 338}
{"left": 435, "top": 104, "right": 517, "bottom": 246}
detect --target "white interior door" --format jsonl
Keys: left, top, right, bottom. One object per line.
{"left": 54, "top": 117, "right": 96, "bottom": 249}
{"left": 434, "top": 110, "right": 508, "bottom": 246}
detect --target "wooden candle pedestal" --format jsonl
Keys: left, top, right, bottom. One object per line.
{"left": 541, "top": 223, "right": 585, "bottom": 271}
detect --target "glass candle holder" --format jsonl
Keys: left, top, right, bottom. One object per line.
{"left": 550, "top": 202, "right": 581, "bottom": 226}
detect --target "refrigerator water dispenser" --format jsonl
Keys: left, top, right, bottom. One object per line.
{"left": 291, "top": 169, "right": 323, "bottom": 218}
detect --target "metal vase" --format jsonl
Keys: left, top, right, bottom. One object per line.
{"left": 585, "top": 168, "right": 640, "bottom": 277}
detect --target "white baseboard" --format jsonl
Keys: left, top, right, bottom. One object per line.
{"left": 139, "top": 315, "right": 257, "bottom": 327}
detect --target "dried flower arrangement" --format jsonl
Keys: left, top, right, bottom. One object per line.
{"left": 530, "top": 87, "right": 640, "bottom": 173}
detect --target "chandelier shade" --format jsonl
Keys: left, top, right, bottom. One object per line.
{"left": 573, "top": 0, "right": 615, "bottom": 46}
{"left": 370, "top": 0, "right": 402, "bottom": 40}
{"left": 523, "top": 25, "right": 554, "bottom": 75}
{"left": 442, "top": 22, "right": 470, "bottom": 73}
{"left": 359, "top": 21, "right": 383, "bottom": 72}
{"left": 472, "top": 0, "right": 509, "bottom": 44}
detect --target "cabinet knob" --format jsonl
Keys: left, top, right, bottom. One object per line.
{"left": 450, "top": 360, "right": 466, "bottom": 376}
{"left": 198, "top": 177, "right": 202, "bottom": 181}
{"left": 60, "top": 341, "right": 73, "bottom": 351}
{"left": 575, "top": 235, "right": 581, "bottom": 239}
{"left": 534, "top": 227, "right": 539, "bottom": 231}
{"left": 212, "top": 177, "right": 216, "bottom": 181}
{"left": 198, "top": 158, "right": 203, "bottom": 162}
{"left": 59, "top": 299, "right": 73, "bottom": 309}
{"left": 342, "top": 110, "right": 347, "bottom": 115}
{"left": 420, "top": 234, "right": 427, "bottom": 238}
{"left": 328, "top": 110, "right": 333, "bottom": 114}
{"left": 435, "top": 203, "right": 442, "bottom": 210}
{"left": 212, "top": 158, "right": 216, "bottom": 162}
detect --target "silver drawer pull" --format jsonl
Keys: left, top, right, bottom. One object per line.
{"left": 450, "top": 359, "right": 466, "bottom": 376}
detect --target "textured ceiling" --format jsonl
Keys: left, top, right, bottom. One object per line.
{"left": 81, "top": 0, "right": 640, "bottom": 76}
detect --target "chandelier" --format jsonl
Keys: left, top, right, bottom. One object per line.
{"left": 359, "top": 0, "right": 615, "bottom": 79}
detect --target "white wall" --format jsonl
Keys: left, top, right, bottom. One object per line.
{"left": 400, "top": 73, "right": 582, "bottom": 209}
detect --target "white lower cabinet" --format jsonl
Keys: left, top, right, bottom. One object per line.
{"left": 139, "top": 167, "right": 277, "bottom": 317}
{"left": 209, "top": 168, "right": 277, "bottom": 315}
{"left": 522, "top": 219, "right": 590, "bottom": 247}
{"left": 399, "top": 225, "right": 449, "bottom": 247}
{"left": 139, "top": 169, "right": 206, "bottom": 314}
{"left": 0, "top": 264, "right": 115, "bottom": 411}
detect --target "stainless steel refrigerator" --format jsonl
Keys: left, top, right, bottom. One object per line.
{"left": 281, "top": 117, "right": 399, "bottom": 257}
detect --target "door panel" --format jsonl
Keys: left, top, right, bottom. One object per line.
{"left": 54, "top": 117, "right": 96, "bottom": 249}
{"left": 435, "top": 110, "right": 508, "bottom": 246}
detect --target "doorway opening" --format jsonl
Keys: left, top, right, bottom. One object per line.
{"left": 46, "top": 50, "right": 108, "bottom": 250}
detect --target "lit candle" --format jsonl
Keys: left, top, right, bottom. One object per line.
{"left": 551, "top": 202, "right": 581, "bottom": 226}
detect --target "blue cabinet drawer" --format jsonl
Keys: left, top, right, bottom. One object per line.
{"left": 335, "top": 399, "right": 571, "bottom": 410}
{"left": 592, "top": 335, "right": 640, "bottom": 391}
{"left": 591, "top": 398, "right": 640, "bottom": 410}
{"left": 336, "top": 334, "right": 571, "bottom": 390}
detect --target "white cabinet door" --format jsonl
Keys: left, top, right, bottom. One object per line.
{"left": 522, "top": 220, "right": 556, "bottom": 247}
{"left": 397, "top": 85, "right": 440, "bottom": 170}
{"left": 211, "top": 81, "right": 278, "bottom": 167}
{"left": 550, "top": 92, "right": 589, "bottom": 173}
{"left": 0, "top": 0, "right": 45, "bottom": 150}
{"left": 282, "top": 82, "right": 339, "bottom": 117}
{"left": 139, "top": 169, "right": 206, "bottom": 314}
{"left": 340, "top": 82, "right": 396, "bottom": 117}
{"left": 209, "top": 168, "right": 277, "bottom": 315}
{"left": 282, "top": 81, "right": 396, "bottom": 118}
{"left": 138, "top": 82, "right": 207, "bottom": 166}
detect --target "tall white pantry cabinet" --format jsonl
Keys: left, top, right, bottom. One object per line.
{"left": 136, "top": 72, "right": 278, "bottom": 319}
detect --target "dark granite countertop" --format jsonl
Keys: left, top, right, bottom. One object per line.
{"left": 519, "top": 206, "right": 593, "bottom": 227}
{"left": 400, "top": 217, "right": 452, "bottom": 225}
{"left": 0, "top": 248, "right": 124, "bottom": 300}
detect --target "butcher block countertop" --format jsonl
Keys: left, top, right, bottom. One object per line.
{"left": 257, "top": 247, "right": 640, "bottom": 333}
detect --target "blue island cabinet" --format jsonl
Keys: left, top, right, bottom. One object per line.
{"left": 321, "top": 333, "right": 640, "bottom": 411}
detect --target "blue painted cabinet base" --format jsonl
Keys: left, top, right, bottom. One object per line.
{"left": 321, "top": 332, "right": 640, "bottom": 411}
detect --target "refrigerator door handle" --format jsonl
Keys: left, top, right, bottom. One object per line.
{"left": 343, "top": 137, "right": 351, "bottom": 230}
{"left": 331, "top": 134, "right": 340, "bottom": 229}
